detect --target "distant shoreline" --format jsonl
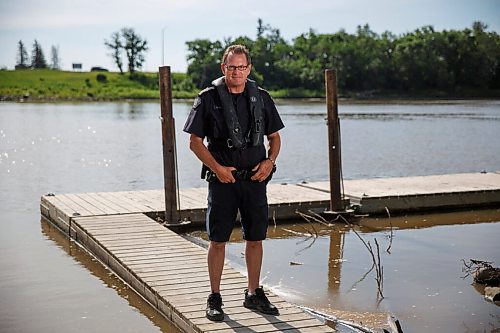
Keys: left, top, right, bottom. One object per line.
{"left": 1, "top": 69, "right": 499, "bottom": 102}
{"left": 2, "top": 96, "right": 499, "bottom": 105}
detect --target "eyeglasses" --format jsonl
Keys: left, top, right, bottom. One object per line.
{"left": 224, "top": 64, "right": 249, "bottom": 71}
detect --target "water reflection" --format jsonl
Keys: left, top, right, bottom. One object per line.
{"left": 358, "top": 208, "right": 500, "bottom": 231}
{"left": 186, "top": 208, "right": 500, "bottom": 333}
{"left": 328, "top": 229, "right": 344, "bottom": 292}
{"left": 112, "top": 102, "right": 147, "bottom": 119}
{"left": 40, "top": 218, "right": 181, "bottom": 333}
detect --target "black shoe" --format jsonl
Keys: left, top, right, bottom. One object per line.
{"left": 243, "top": 287, "right": 280, "bottom": 315}
{"left": 206, "top": 293, "right": 224, "bottom": 322}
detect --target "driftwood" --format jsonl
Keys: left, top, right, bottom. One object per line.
{"left": 462, "top": 259, "right": 500, "bottom": 304}
{"left": 462, "top": 259, "right": 500, "bottom": 285}
{"left": 475, "top": 267, "right": 500, "bottom": 285}
{"left": 485, "top": 286, "right": 500, "bottom": 302}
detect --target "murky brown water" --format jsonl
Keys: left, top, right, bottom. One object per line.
{"left": 187, "top": 209, "right": 500, "bottom": 333}
{"left": 40, "top": 219, "right": 182, "bottom": 333}
{"left": 1, "top": 100, "right": 499, "bottom": 332}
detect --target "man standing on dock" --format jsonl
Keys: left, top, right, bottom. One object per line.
{"left": 183, "top": 44, "right": 284, "bottom": 322}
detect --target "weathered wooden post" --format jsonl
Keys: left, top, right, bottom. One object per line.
{"left": 325, "top": 69, "right": 343, "bottom": 211}
{"left": 159, "top": 66, "right": 179, "bottom": 224}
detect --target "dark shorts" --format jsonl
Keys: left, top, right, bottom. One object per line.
{"left": 206, "top": 180, "right": 268, "bottom": 242}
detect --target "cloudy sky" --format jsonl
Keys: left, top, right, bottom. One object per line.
{"left": 0, "top": 0, "right": 498, "bottom": 72}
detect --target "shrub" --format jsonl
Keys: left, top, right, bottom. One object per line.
{"left": 129, "top": 73, "right": 158, "bottom": 89}
{"left": 96, "top": 74, "right": 107, "bottom": 83}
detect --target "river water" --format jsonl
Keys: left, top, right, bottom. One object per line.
{"left": 0, "top": 99, "right": 499, "bottom": 332}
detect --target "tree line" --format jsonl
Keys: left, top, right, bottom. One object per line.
{"left": 186, "top": 20, "right": 500, "bottom": 95}
{"left": 13, "top": 21, "right": 500, "bottom": 97}
{"left": 15, "top": 28, "right": 148, "bottom": 75}
{"left": 16, "top": 40, "right": 60, "bottom": 70}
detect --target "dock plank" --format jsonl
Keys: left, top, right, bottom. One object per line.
{"left": 55, "top": 213, "right": 334, "bottom": 333}
{"left": 105, "top": 191, "right": 153, "bottom": 212}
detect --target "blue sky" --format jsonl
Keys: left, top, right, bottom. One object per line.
{"left": 0, "top": 0, "right": 499, "bottom": 72}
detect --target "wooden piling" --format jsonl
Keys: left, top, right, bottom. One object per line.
{"left": 325, "top": 69, "right": 343, "bottom": 211}
{"left": 159, "top": 66, "right": 179, "bottom": 224}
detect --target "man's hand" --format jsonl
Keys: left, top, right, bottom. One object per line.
{"left": 214, "top": 165, "right": 237, "bottom": 183}
{"left": 250, "top": 159, "right": 274, "bottom": 182}
{"left": 189, "top": 134, "right": 236, "bottom": 183}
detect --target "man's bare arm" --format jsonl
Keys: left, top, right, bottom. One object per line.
{"left": 251, "top": 131, "right": 281, "bottom": 182}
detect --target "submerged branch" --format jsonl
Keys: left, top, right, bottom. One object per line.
{"left": 296, "top": 210, "right": 386, "bottom": 300}
{"left": 385, "top": 206, "right": 394, "bottom": 254}
{"left": 461, "top": 258, "right": 493, "bottom": 279}
{"left": 348, "top": 264, "right": 375, "bottom": 292}
{"left": 375, "top": 238, "right": 384, "bottom": 298}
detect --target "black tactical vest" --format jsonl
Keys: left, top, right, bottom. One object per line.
{"left": 212, "top": 76, "right": 264, "bottom": 149}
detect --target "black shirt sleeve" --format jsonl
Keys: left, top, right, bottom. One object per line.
{"left": 261, "top": 91, "right": 285, "bottom": 135}
{"left": 183, "top": 95, "right": 206, "bottom": 138}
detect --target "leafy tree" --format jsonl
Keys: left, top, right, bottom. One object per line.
{"left": 50, "top": 45, "right": 61, "bottom": 70}
{"left": 463, "top": 22, "right": 500, "bottom": 89}
{"left": 250, "top": 20, "right": 289, "bottom": 89}
{"left": 186, "top": 39, "right": 223, "bottom": 88}
{"left": 185, "top": 20, "right": 500, "bottom": 96}
{"left": 16, "top": 40, "right": 29, "bottom": 69}
{"left": 121, "top": 27, "right": 148, "bottom": 74}
{"left": 104, "top": 32, "right": 124, "bottom": 74}
{"left": 104, "top": 28, "right": 147, "bottom": 74}
{"left": 31, "top": 39, "right": 47, "bottom": 69}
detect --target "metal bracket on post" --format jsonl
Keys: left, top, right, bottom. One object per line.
{"left": 158, "top": 65, "right": 191, "bottom": 227}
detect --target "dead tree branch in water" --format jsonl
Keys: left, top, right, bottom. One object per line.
{"left": 349, "top": 264, "right": 375, "bottom": 292}
{"left": 461, "top": 259, "right": 493, "bottom": 279}
{"left": 386, "top": 221, "right": 394, "bottom": 254}
{"left": 295, "top": 217, "right": 319, "bottom": 254}
{"left": 283, "top": 214, "right": 321, "bottom": 254}
{"left": 296, "top": 210, "right": 386, "bottom": 299}
{"left": 296, "top": 210, "right": 330, "bottom": 226}
{"left": 375, "top": 238, "right": 384, "bottom": 298}
{"left": 384, "top": 207, "right": 394, "bottom": 254}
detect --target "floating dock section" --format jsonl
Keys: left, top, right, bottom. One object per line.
{"left": 40, "top": 171, "right": 500, "bottom": 332}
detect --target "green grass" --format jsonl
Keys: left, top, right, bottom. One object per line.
{"left": 2, "top": 69, "right": 497, "bottom": 101}
{"left": 0, "top": 69, "right": 198, "bottom": 101}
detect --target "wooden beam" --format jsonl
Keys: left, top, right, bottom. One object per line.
{"left": 159, "top": 66, "right": 180, "bottom": 224}
{"left": 325, "top": 69, "right": 343, "bottom": 211}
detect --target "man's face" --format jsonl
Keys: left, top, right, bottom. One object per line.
{"left": 221, "top": 52, "right": 251, "bottom": 91}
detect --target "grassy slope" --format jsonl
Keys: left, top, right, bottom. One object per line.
{"left": 1, "top": 69, "right": 498, "bottom": 101}
{"left": 0, "top": 70, "right": 197, "bottom": 101}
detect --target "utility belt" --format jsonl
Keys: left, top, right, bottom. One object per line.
{"left": 201, "top": 164, "right": 276, "bottom": 183}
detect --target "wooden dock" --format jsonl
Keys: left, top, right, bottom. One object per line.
{"left": 41, "top": 171, "right": 500, "bottom": 227}
{"left": 40, "top": 171, "right": 500, "bottom": 332}
{"left": 301, "top": 171, "right": 500, "bottom": 214}
{"left": 41, "top": 197, "right": 336, "bottom": 332}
